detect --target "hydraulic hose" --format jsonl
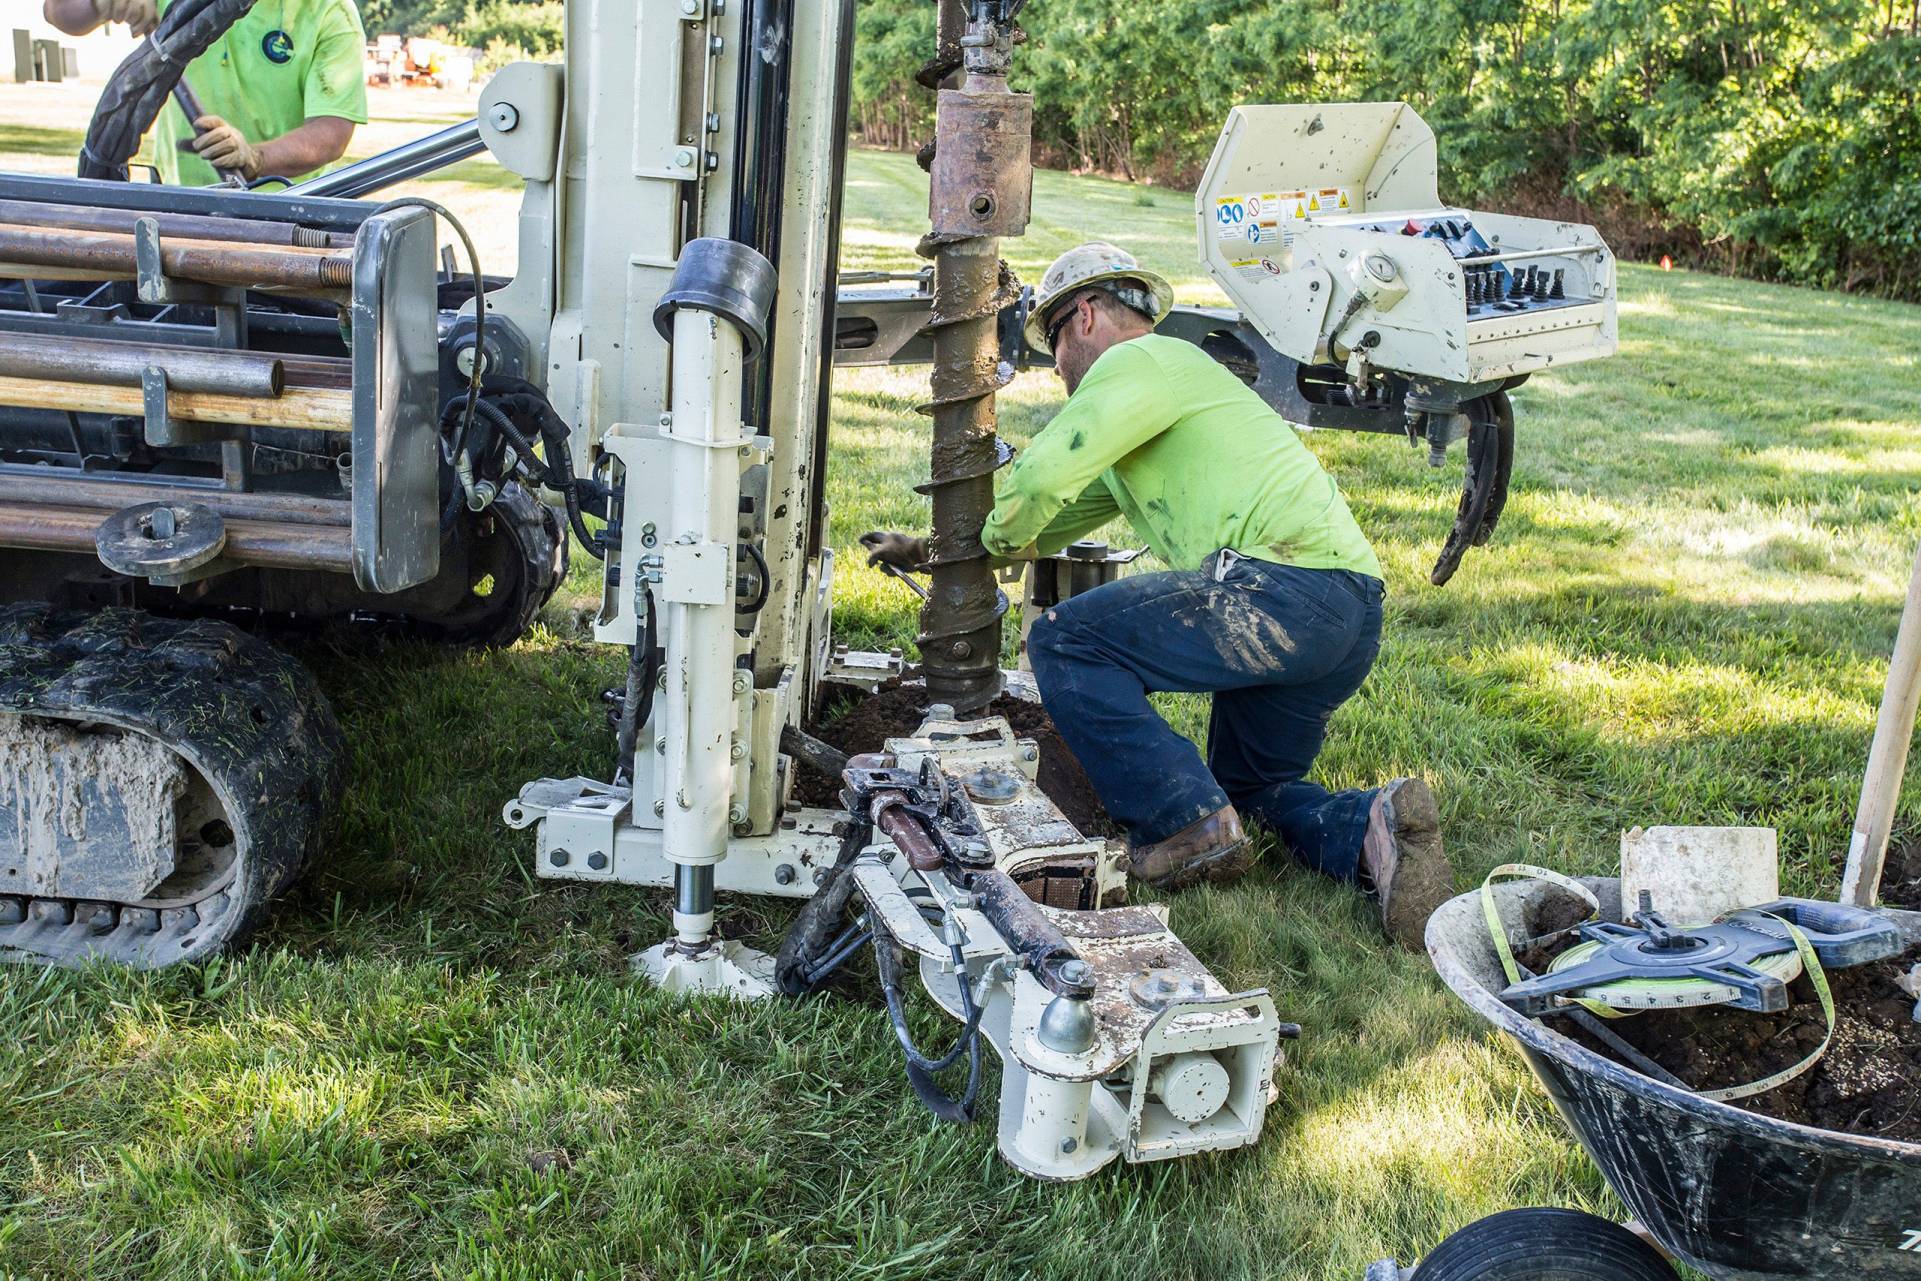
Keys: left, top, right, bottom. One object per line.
{"left": 81, "top": 0, "right": 257, "bottom": 181}
{"left": 464, "top": 381, "right": 608, "bottom": 560}
{"left": 875, "top": 935, "right": 983, "bottom": 1123}
{"left": 468, "top": 396, "right": 602, "bottom": 557}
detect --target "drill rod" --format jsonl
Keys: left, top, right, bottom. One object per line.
{"left": 0, "top": 200, "right": 350, "bottom": 249}
{"left": 0, "top": 332, "right": 284, "bottom": 398}
{"left": 0, "top": 224, "right": 353, "bottom": 290}
{"left": 0, "top": 374, "right": 350, "bottom": 431}
{"left": 915, "top": 0, "right": 1027, "bottom": 713}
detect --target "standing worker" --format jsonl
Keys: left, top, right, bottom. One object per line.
{"left": 863, "top": 242, "right": 1454, "bottom": 948}
{"left": 44, "top": 0, "right": 367, "bottom": 186}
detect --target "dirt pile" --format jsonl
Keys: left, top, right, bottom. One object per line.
{"left": 1874, "top": 839, "right": 1921, "bottom": 910}
{"left": 792, "top": 685, "right": 1120, "bottom": 838}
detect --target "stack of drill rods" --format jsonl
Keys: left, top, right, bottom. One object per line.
{"left": 0, "top": 222, "right": 353, "bottom": 291}
{"left": 0, "top": 198, "right": 353, "bottom": 250}
{"left": 917, "top": 230, "right": 1012, "bottom": 712}
{"left": 0, "top": 331, "right": 286, "bottom": 397}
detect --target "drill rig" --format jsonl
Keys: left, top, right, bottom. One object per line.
{"left": 0, "top": 0, "right": 1287, "bottom": 1181}
{"left": 0, "top": 2, "right": 1614, "bottom": 1182}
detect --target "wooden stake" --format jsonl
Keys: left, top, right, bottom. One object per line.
{"left": 1841, "top": 539, "right": 1921, "bottom": 905}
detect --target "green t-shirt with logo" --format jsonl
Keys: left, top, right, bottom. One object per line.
{"left": 982, "top": 335, "right": 1383, "bottom": 579}
{"left": 151, "top": 0, "right": 369, "bottom": 187}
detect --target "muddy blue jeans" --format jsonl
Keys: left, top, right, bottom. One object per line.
{"left": 1026, "top": 550, "right": 1385, "bottom": 883}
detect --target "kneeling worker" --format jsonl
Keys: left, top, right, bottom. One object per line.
{"left": 45, "top": 0, "right": 367, "bottom": 186}
{"left": 864, "top": 243, "right": 1453, "bottom": 947}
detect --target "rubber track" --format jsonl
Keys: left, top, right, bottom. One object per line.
{"left": 0, "top": 604, "right": 344, "bottom": 968}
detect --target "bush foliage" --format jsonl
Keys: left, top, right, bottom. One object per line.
{"left": 361, "top": 0, "right": 1920, "bottom": 298}
{"left": 856, "top": 1, "right": 1921, "bottom": 298}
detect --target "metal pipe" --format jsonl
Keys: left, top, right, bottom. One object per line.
{"left": 0, "top": 501, "right": 352, "bottom": 572}
{"left": 780, "top": 724, "right": 851, "bottom": 780}
{"left": 0, "top": 174, "right": 371, "bottom": 233}
{"left": 0, "top": 199, "right": 349, "bottom": 249}
{"left": 873, "top": 801, "right": 946, "bottom": 874}
{"left": 0, "top": 473, "right": 349, "bottom": 526}
{"left": 1457, "top": 245, "right": 1608, "bottom": 267}
{"left": 279, "top": 356, "right": 353, "bottom": 389}
{"left": 0, "top": 223, "right": 352, "bottom": 290}
{"left": 0, "top": 374, "right": 351, "bottom": 432}
{"left": 289, "top": 119, "right": 484, "bottom": 199}
{"left": 675, "top": 865, "right": 716, "bottom": 918}
{"left": 662, "top": 306, "right": 747, "bottom": 948}
{"left": 0, "top": 332, "right": 284, "bottom": 397}
{"left": 916, "top": 2, "right": 1028, "bottom": 712}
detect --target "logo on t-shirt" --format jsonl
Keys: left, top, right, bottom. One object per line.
{"left": 262, "top": 29, "right": 294, "bottom": 63}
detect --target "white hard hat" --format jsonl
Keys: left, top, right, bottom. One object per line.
{"left": 1024, "top": 241, "right": 1176, "bottom": 354}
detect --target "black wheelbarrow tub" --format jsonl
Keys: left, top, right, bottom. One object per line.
{"left": 1426, "top": 876, "right": 1921, "bottom": 1280}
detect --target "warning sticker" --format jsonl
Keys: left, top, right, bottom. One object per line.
{"left": 1228, "top": 256, "right": 1284, "bottom": 284}
{"left": 1305, "top": 186, "right": 1353, "bottom": 215}
{"left": 1220, "top": 191, "right": 1314, "bottom": 252}
{"left": 1214, "top": 195, "right": 1253, "bottom": 243}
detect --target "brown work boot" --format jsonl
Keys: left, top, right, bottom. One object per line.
{"left": 1361, "top": 778, "right": 1453, "bottom": 950}
{"left": 1129, "top": 805, "right": 1254, "bottom": 892}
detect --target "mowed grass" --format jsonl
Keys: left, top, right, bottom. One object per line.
{"left": 3, "top": 87, "right": 1921, "bottom": 1278}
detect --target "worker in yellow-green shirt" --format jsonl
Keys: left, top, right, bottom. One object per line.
{"left": 862, "top": 243, "right": 1454, "bottom": 948}
{"left": 46, "top": 0, "right": 368, "bottom": 186}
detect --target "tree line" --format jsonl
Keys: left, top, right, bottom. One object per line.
{"left": 355, "top": 0, "right": 1919, "bottom": 299}
{"left": 856, "top": 1, "right": 1921, "bottom": 299}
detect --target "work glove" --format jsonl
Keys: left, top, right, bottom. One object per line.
{"left": 92, "top": 0, "right": 157, "bottom": 34}
{"left": 859, "top": 530, "right": 929, "bottom": 572}
{"left": 190, "top": 115, "right": 261, "bottom": 179}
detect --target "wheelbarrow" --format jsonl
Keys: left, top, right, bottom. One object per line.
{"left": 1374, "top": 875, "right": 1921, "bottom": 1280}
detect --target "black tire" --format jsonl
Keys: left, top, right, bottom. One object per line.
{"left": 408, "top": 481, "right": 567, "bottom": 647}
{"left": 1416, "top": 1209, "right": 1676, "bottom": 1281}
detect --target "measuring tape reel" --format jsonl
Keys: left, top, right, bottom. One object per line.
{"left": 1484, "top": 865, "right": 1905, "bottom": 1100}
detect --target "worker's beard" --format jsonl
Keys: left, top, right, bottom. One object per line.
{"left": 1056, "top": 343, "right": 1094, "bottom": 396}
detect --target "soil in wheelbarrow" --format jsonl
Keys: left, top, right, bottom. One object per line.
{"left": 791, "top": 684, "right": 1121, "bottom": 839}
{"left": 1539, "top": 932, "right": 1921, "bottom": 1142}
{"left": 1871, "top": 837, "right": 1921, "bottom": 910}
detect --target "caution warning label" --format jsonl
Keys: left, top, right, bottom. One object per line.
{"left": 1223, "top": 191, "right": 1317, "bottom": 249}
{"left": 1228, "top": 256, "right": 1286, "bottom": 284}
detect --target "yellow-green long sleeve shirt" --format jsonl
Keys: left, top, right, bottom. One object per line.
{"left": 981, "top": 335, "right": 1383, "bottom": 579}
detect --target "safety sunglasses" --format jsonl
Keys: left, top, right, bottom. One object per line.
{"left": 1043, "top": 294, "right": 1086, "bottom": 350}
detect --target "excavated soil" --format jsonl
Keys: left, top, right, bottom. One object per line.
{"left": 1529, "top": 921, "right": 1921, "bottom": 1141}
{"left": 793, "top": 685, "right": 1121, "bottom": 838}
{"left": 1875, "top": 838, "right": 1921, "bottom": 910}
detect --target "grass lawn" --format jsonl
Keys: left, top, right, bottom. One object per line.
{"left": 4, "top": 84, "right": 1921, "bottom": 1281}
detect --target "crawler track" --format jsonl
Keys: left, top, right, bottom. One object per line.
{"left": 0, "top": 605, "right": 343, "bottom": 968}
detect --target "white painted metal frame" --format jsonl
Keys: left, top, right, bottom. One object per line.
{"left": 496, "top": 0, "right": 849, "bottom": 893}
{"left": 1196, "top": 102, "right": 1618, "bottom": 386}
